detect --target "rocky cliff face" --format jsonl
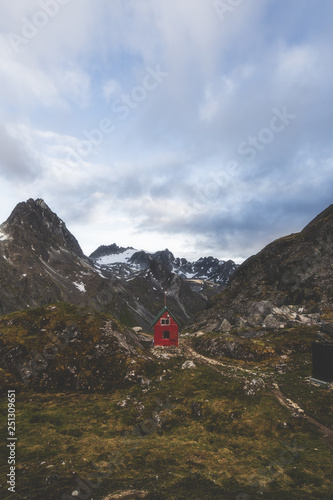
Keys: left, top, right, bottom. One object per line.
{"left": 191, "top": 205, "right": 333, "bottom": 334}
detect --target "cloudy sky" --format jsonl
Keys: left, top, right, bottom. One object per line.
{"left": 0, "top": 0, "right": 332, "bottom": 263}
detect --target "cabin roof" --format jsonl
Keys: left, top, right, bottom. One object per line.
{"left": 151, "top": 306, "right": 180, "bottom": 328}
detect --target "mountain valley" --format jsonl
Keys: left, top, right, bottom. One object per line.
{"left": 0, "top": 199, "right": 333, "bottom": 499}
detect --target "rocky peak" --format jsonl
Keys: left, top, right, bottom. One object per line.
{"left": 152, "top": 249, "right": 175, "bottom": 266}
{"left": 129, "top": 250, "right": 152, "bottom": 268}
{"left": 129, "top": 249, "right": 175, "bottom": 270}
{"left": 0, "top": 199, "right": 208, "bottom": 325}
{"left": 90, "top": 243, "right": 133, "bottom": 260}
{"left": 1, "top": 198, "right": 83, "bottom": 258}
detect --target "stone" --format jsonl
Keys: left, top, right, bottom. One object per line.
{"left": 182, "top": 360, "right": 196, "bottom": 370}
{"left": 247, "top": 314, "right": 264, "bottom": 327}
{"left": 220, "top": 319, "right": 232, "bottom": 332}
{"left": 140, "top": 377, "right": 152, "bottom": 386}
{"left": 194, "top": 331, "right": 206, "bottom": 337}
{"left": 242, "top": 378, "right": 265, "bottom": 396}
{"left": 263, "top": 314, "right": 281, "bottom": 329}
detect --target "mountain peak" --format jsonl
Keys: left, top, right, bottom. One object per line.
{"left": 5, "top": 198, "right": 55, "bottom": 223}
{"left": 34, "top": 198, "right": 49, "bottom": 209}
{"left": 301, "top": 204, "right": 333, "bottom": 237}
{"left": 89, "top": 243, "right": 134, "bottom": 260}
{"left": 1, "top": 198, "right": 83, "bottom": 258}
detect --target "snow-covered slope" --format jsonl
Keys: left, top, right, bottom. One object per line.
{"left": 95, "top": 248, "right": 138, "bottom": 266}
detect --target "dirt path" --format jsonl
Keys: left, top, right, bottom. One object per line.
{"left": 181, "top": 340, "right": 259, "bottom": 377}
{"left": 180, "top": 339, "right": 333, "bottom": 449}
{"left": 271, "top": 387, "right": 333, "bottom": 449}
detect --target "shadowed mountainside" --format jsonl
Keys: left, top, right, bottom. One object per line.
{"left": 190, "top": 205, "right": 333, "bottom": 334}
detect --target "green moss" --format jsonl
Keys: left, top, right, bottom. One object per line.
{"left": 1, "top": 370, "right": 332, "bottom": 500}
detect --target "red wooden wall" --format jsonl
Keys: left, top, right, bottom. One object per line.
{"left": 153, "top": 309, "right": 178, "bottom": 347}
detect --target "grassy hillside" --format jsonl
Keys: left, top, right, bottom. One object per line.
{"left": 0, "top": 306, "right": 332, "bottom": 499}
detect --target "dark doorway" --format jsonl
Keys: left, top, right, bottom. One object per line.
{"left": 312, "top": 342, "right": 333, "bottom": 382}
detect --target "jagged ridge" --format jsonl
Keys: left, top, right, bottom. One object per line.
{"left": 90, "top": 244, "right": 238, "bottom": 286}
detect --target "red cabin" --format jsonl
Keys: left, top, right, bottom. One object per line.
{"left": 151, "top": 306, "right": 179, "bottom": 347}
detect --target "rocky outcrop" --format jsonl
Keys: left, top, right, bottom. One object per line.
{"left": 194, "top": 335, "right": 271, "bottom": 361}
{"left": 182, "top": 360, "right": 196, "bottom": 369}
{"left": 242, "top": 378, "right": 265, "bottom": 396}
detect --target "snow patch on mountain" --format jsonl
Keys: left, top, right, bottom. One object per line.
{"left": 96, "top": 248, "right": 138, "bottom": 266}
{"left": 73, "top": 282, "right": 86, "bottom": 293}
{"left": 0, "top": 231, "right": 8, "bottom": 241}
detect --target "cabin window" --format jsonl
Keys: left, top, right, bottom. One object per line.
{"left": 162, "top": 331, "right": 170, "bottom": 339}
{"left": 161, "top": 318, "right": 170, "bottom": 325}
